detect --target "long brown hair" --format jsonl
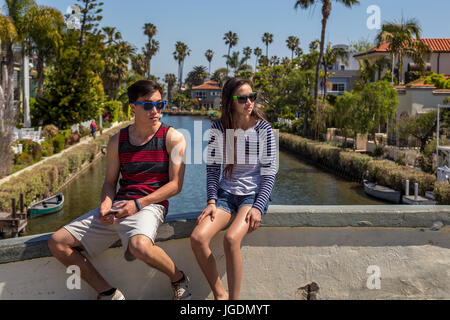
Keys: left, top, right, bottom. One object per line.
{"left": 220, "top": 77, "right": 267, "bottom": 177}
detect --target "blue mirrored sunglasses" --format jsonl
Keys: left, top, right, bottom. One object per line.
{"left": 133, "top": 101, "right": 167, "bottom": 111}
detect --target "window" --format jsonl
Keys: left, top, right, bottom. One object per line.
{"left": 332, "top": 83, "right": 345, "bottom": 92}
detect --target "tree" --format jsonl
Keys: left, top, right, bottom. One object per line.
{"left": 253, "top": 47, "right": 262, "bottom": 71}
{"left": 270, "top": 56, "right": 280, "bottom": 66}
{"left": 24, "top": 5, "right": 64, "bottom": 98}
{"left": 295, "top": 0, "right": 360, "bottom": 139}
{"left": 205, "top": 49, "right": 214, "bottom": 75}
{"left": 286, "top": 36, "right": 300, "bottom": 60}
{"left": 405, "top": 111, "right": 437, "bottom": 152}
{"left": 223, "top": 31, "right": 238, "bottom": 75}
{"left": 143, "top": 39, "right": 159, "bottom": 78}
{"left": 143, "top": 23, "right": 157, "bottom": 77}
{"left": 101, "top": 28, "right": 134, "bottom": 100}
{"left": 295, "top": 47, "right": 303, "bottom": 58}
{"left": 211, "top": 68, "right": 229, "bottom": 87}
{"left": 376, "top": 18, "right": 430, "bottom": 84}
{"left": 164, "top": 73, "right": 177, "bottom": 102}
{"left": 262, "top": 32, "right": 273, "bottom": 58}
{"left": 321, "top": 43, "right": 348, "bottom": 100}
{"left": 242, "top": 47, "right": 252, "bottom": 62}
{"left": 173, "top": 41, "right": 191, "bottom": 89}
{"left": 131, "top": 53, "right": 148, "bottom": 78}
{"left": 185, "top": 66, "right": 208, "bottom": 88}
{"left": 33, "top": 0, "right": 105, "bottom": 128}
{"left": 223, "top": 51, "right": 253, "bottom": 76}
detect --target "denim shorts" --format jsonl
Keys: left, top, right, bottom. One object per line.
{"left": 215, "top": 188, "right": 270, "bottom": 215}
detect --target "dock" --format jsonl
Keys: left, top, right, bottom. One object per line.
{"left": 0, "top": 195, "right": 28, "bottom": 238}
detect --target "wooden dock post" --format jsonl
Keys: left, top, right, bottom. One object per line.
{"left": 12, "top": 198, "right": 16, "bottom": 219}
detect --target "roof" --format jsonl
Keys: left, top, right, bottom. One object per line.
{"left": 192, "top": 81, "right": 221, "bottom": 91}
{"left": 354, "top": 38, "right": 450, "bottom": 58}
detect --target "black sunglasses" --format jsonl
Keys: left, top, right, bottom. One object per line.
{"left": 133, "top": 101, "right": 167, "bottom": 111}
{"left": 233, "top": 93, "right": 257, "bottom": 104}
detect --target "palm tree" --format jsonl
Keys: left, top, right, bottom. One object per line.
{"left": 223, "top": 31, "right": 238, "bottom": 75}
{"left": 173, "top": 41, "right": 191, "bottom": 89}
{"left": 164, "top": 73, "right": 177, "bottom": 102}
{"left": 270, "top": 55, "right": 280, "bottom": 66}
{"left": 143, "top": 39, "right": 159, "bottom": 78}
{"left": 295, "top": 0, "right": 360, "bottom": 139}
{"left": 143, "top": 23, "right": 158, "bottom": 77}
{"left": 242, "top": 47, "right": 252, "bottom": 61}
{"left": 295, "top": 46, "right": 303, "bottom": 58}
{"left": 253, "top": 47, "right": 262, "bottom": 71}
{"left": 223, "top": 51, "right": 253, "bottom": 76}
{"left": 186, "top": 66, "right": 209, "bottom": 88}
{"left": 321, "top": 43, "right": 348, "bottom": 100}
{"left": 131, "top": 53, "right": 148, "bottom": 78}
{"left": 25, "top": 5, "right": 64, "bottom": 97}
{"left": 262, "top": 32, "right": 273, "bottom": 58}
{"left": 376, "top": 18, "right": 429, "bottom": 84}
{"left": 286, "top": 36, "right": 300, "bottom": 60}
{"left": 102, "top": 26, "right": 122, "bottom": 45}
{"left": 205, "top": 49, "right": 214, "bottom": 76}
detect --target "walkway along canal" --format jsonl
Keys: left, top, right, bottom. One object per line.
{"left": 22, "top": 115, "right": 385, "bottom": 236}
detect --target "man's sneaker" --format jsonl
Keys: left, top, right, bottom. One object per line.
{"left": 171, "top": 271, "right": 192, "bottom": 300}
{"left": 97, "top": 288, "right": 125, "bottom": 300}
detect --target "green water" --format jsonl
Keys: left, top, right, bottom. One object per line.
{"left": 24, "top": 116, "right": 384, "bottom": 236}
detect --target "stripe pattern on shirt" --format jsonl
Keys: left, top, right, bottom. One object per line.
{"left": 115, "top": 123, "right": 171, "bottom": 212}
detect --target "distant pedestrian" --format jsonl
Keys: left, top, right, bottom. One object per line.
{"left": 90, "top": 120, "right": 98, "bottom": 139}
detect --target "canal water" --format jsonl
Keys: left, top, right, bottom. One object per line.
{"left": 24, "top": 115, "right": 384, "bottom": 236}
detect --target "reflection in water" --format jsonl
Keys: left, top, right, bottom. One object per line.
{"left": 24, "top": 116, "right": 385, "bottom": 236}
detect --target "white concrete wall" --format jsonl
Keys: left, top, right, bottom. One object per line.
{"left": 397, "top": 88, "right": 450, "bottom": 118}
{"left": 1, "top": 227, "right": 449, "bottom": 300}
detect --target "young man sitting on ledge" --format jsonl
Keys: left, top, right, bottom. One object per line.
{"left": 48, "top": 80, "right": 190, "bottom": 300}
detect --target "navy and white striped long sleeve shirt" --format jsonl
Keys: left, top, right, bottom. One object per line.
{"left": 206, "top": 119, "right": 278, "bottom": 215}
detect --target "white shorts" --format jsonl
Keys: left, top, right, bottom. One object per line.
{"left": 63, "top": 202, "right": 166, "bottom": 260}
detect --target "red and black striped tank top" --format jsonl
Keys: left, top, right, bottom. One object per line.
{"left": 115, "top": 123, "right": 171, "bottom": 212}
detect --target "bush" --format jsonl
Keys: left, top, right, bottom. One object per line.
{"left": 372, "top": 146, "right": 384, "bottom": 158}
{"left": 41, "top": 139, "right": 54, "bottom": 157}
{"left": 103, "top": 101, "right": 121, "bottom": 123}
{"left": 434, "top": 181, "right": 450, "bottom": 204}
{"left": 52, "top": 134, "right": 66, "bottom": 153}
{"left": 67, "top": 133, "right": 81, "bottom": 146}
{"left": 42, "top": 124, "right": 59, "bottom": 139}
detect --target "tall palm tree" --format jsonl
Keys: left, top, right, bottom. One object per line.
{"left": 143, "top": 39, "right": 159, "bottom": 78}
{"left": 205, "top": 49, "right": 214, "bottom": 76}
{"left": 24, "top": 5, "right": 64, "bottom": 97}
{"left": 164, "top": 73, "right": 177, "bottom": 102}
{"left": 295, "top": 0, "right": 360, "bottom": 139}
{"left": 262, "top": 32, "right": 273, "bottom": 58}
{"left": 173, "top": 41, "right": 191, "bottom": 89}
{"left": 223, "top": 51, "right": 253, "bottom": 76}
{"left": 242, "top": 47, "right": 252, "bottom": 62}
{"left": 376, "top": 18, "right": 429, "bottom": 84}
{"left": 253, "top": 47, "right": 262, "bottom": 71}
{"left": 143, "top": 23, "right": 158, "bottom": 77}
{"left": 223, "top": 31, "right": 238, "bottom": 75}
{"left": 286, "top": 36, "right": 300, "bottom": 60}
{"left": 321, "top": 43, "right": 348, "bottom": 100}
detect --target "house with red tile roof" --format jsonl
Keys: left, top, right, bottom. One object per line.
{"left": 354, "top": 38, "right": 450, "bottom": 83}
{"left": 191, "top": 80, "right": 221, "bottom": 109}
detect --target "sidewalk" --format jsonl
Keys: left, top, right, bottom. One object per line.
{"left": 0, "top": 122, "right": 124, "bottom": 186}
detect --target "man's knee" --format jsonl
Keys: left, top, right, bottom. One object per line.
{"left": 48, "top": 228, "right": 78, "bottom": 255}
{"left": 128, "top": 235, "right": 155, "bottom": 259}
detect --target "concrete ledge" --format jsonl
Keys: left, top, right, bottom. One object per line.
{"left": 1, "top": 205, "right": 449, "bottom": 265}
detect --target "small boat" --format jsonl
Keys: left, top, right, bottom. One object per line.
{"left": 363, "top": 180, "right": 402, "bottom": 204}
{"left": 28, "top": 193, "right": 64, "bottom": 218}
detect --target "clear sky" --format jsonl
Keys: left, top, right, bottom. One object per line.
{"left": 3, "top": 0, "right": 450, "bottom": 81}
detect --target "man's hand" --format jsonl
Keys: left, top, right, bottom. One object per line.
{"left": 98, "top": 205, "right": 114, "bottom": 225}
{"left": 113, "top": 200, "right": 138, "bottom": 219}
{"left": 245, "top": 207, "right": 262, "bottom": 233}
{"left": 197, "top": 203, "right": 217, "bottom": 224}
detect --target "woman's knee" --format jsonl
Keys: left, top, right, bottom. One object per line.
{"left": 190, "top": 230, "right": 210, "bottom": 249}
{"left": 223, "top": 232, "right": 241, "bottom": 249}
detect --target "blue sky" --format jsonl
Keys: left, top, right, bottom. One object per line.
{"left": 3, "top": 0, "right": 450, "bottom": 81}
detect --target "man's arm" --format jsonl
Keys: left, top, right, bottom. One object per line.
{"left": 98, "top": 133, "right": 120, "bottom": 224}
{"left": 136, "top": 127, "right": 186, "bottom": 208}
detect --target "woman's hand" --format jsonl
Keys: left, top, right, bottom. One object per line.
{"left": 197, "top": 203, "right": 217, "bottom": 224}
{"left": 246, "top": 207, "right": 262, "bottom": 233}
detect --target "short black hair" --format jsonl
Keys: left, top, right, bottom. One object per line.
{"left": 127, "top": 80, "right": 163, "bottom": 103}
